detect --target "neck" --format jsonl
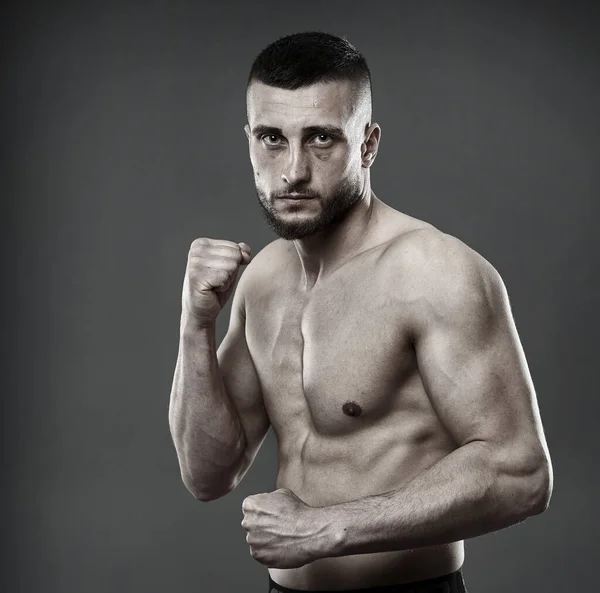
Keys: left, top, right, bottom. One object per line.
{"left": 292, "top": 188, "right": 379, "bottom": 291}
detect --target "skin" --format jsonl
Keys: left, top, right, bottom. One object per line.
{"left": 227, "top": 79, "right": 553, "bottom": 589}
{"left": 244, "top": 79, "right": 380, "bottom": 287}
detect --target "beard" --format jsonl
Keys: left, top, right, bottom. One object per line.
{"left": 254, "top": 175, "right": 364, "bottom": 240}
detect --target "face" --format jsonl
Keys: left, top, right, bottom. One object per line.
{"left": 245, "top": 80, "right": 379, "bottom": 240}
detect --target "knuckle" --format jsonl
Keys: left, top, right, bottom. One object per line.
{"left": 221, "top": 246, "right": 242, "bottom": 264}
{"left": 190, "top": 237, "right": 208, "bottom": 250}
{"left": 224, "top": 257, "right": 240, "bottom": 270}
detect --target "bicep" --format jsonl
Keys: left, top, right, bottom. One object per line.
{"left": 217, "top": 273, "right": 270, "bottom": 469}
{"left": 413, "top": 254, "right": 544, "bottom": 462}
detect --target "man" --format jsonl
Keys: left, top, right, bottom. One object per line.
{"left": 169, "top": 32, "right": 553, "bottom": 593}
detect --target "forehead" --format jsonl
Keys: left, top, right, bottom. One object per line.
{"left": 246, "top": 80, "right": 358, "bottom": 128}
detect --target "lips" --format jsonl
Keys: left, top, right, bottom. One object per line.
{"left": 279, "top": 194, "right": 313, "bottom": 200}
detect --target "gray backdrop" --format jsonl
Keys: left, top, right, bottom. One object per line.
{"left": 3, "top": 1, "right": 599, "bottom": 592}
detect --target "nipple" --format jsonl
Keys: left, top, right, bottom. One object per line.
{"left": 342, "top": 401, "right": 363, "bottom": 417}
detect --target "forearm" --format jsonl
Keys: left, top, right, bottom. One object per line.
{"left": 319, "top": 441, "right": 547, "bottom": 557}
{"left": 169, "top": 315, "right": 246, "bottom": 499}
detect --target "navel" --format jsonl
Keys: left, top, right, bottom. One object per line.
{"left": 342, "top": 401, "right": 363, "bottom": 417}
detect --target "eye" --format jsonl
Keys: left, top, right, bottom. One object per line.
{"left": 261, "top": 134, "right": 283, "bottom": 146}
{"left": 312, "top": 134, "right": 333, "bottom": 146}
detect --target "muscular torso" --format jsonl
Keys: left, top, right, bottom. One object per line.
{"left": 245, "top": 209, "right": 465, "bottom": 589}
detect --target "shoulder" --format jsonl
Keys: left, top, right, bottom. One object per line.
{"left": 394, "top": 226, "right": 497, "bottom": 273}
{"left": 236, "top": 238, "right": 293, "bottom": 294}
{"left": 243, "top": 238, "right": 293, "bottom": 277}
{"left": 384, "top": 228, "right": 509, "bottom": 329}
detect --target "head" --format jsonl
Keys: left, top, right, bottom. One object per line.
{"left": 245, "top": 32, "right": 381, "bottom": 240}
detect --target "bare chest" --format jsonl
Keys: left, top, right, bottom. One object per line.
{"left": 245, "top": 256, "right": 425, "bottom": 439}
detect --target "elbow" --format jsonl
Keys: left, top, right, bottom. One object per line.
{"left": 521, "top": 454, "right": 553, "bottom": 517}
{"left": 192, "top": 489, "right": 229, "bottom": 503}
{"left": 186, "top": 482, "right": 232, "bottom": 502}
{"left": 181, "top": 473, "right": 234, "bottom": 502}
{"left": 494, "top": 444, "right": 553, "bottom": 520}
{"left": 530, "top": 459, "right": 553, "bottom": 515}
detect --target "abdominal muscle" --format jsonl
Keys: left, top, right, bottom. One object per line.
{"left": 247, "top": 217, "right": 466, "bottom": 589}
{"left": 267, "top": 427, "right": 465, "bottom": 591}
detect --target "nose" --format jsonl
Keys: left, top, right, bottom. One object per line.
{"left": 281, "top": 146, "right": 311, "bottom": 186}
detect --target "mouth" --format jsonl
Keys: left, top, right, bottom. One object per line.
{"left": 278, "top": 194, "right": 314, "bottom": 200}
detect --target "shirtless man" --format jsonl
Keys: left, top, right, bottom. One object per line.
{"left": 169, "top": 32, "right": 553, "bottom": 593}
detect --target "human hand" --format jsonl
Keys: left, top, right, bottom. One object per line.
{"left": 241, "top": 488, "right": 324, "bottom": 569}
{"left": 182, "top": 238, "right": 252, "bottom": 328}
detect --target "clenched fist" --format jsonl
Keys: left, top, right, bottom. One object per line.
{"left": 182, "top": 237, "right": 252, "bottom": 328}
{"left": 241, "top": 488, "right": 328, "bottom": 569}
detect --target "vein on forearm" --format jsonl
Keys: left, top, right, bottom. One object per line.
{"left": 325, "top": 440, "right": 540, "bottom": 556}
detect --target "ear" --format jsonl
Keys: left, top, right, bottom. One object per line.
{"left": 361, "top": 123, "right": 381, "bottom": 168}
{"left": 244, "top": 124, "right": 251, "bottom": 141}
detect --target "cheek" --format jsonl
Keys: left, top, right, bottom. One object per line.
{"left": 313, "top": 147, "right": 349, "bottom": 168}
{"left": 317, "top": 151, "right": 354, "bottom": 176}
{"left": 252, "top": 149, "right": 279, "bottom": 172}
{"left": 332, "top": 144, "right": 357, "bottom": 166}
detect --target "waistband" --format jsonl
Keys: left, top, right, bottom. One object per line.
{"left": 268, "top": 568, "right": 464, "bottom": 593}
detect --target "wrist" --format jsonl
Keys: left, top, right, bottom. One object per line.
{"left": 310, "top": 505, "right": 346, "bottom": 561}
{"left": 180, "top": 309, "right": 216, "bottom": 335}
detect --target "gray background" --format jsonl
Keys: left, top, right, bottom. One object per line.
{"left": 3, "top": 1, "right": 598, "bottom": 592}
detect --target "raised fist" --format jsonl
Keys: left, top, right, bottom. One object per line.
{"left": 182, "top": 238, "right": 252, "bottom": 327}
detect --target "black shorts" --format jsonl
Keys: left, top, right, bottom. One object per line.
{"left": 268, "top": 569, "right": 467, "bottom": 593}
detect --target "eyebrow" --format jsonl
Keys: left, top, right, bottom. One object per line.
{"left": 251, "top": 124, "right": 346, "bottom": 138}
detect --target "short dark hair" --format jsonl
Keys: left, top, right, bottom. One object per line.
{"left": 246, "top": 31, "right": 372, "bottom": 115}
